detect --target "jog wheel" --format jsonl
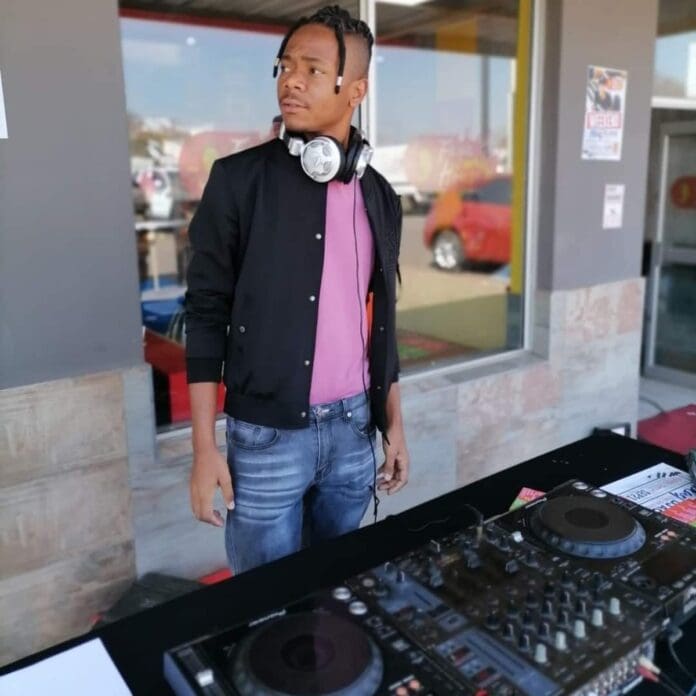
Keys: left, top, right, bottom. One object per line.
{"left": 230, "top": 611, "right": 383, "bottom": 695}
{"left": 528, "top": 495, "right": 646, "bottom": 559}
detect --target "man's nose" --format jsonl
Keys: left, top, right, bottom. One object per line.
{"left": 284, "top": 71, "right": 306, "bottom": 91}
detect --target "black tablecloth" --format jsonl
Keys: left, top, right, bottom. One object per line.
{"left": 2, "top": 434, "right": 694, "bottom": 694}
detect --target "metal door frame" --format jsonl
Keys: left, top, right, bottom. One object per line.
{"left": 643, "top": 120, "right": 696, "bottom": 388}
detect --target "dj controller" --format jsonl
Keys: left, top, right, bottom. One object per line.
{"left": 164, "top": 480, "right": 696, "bottom": 696}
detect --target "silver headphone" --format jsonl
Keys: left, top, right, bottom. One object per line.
{"left": 279, "top": 122, "right": 373, "bottom": 184}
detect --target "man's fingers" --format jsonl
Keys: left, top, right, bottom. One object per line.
{"left": 220, "top": 475, "right": 235, "bottom": 510}
{"left": 193, "top": 484, "right": 224, "bottom": 527}
{"left": 384, "top": 457, "right": 409, "bottom": 494}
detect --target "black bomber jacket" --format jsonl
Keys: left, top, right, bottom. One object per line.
{"left": 184, "top": 136, "right": 402, "bottom": 435}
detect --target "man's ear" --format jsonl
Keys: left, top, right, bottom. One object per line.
{"left": 349, "top": 77, "right": 368, "bottom": 108}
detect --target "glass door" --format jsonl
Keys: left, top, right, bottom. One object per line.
{"left": 645, "top": 121, "right": 696, "bottom": 386}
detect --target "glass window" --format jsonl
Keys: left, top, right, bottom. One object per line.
{"left": 119, "top": 0, "right": 532, "bottom": 429}
{"left": 654, "top": 2, "right": 696, "bottom": 100}
{"left": 374, "top": 0, "right": 530, "bottom": 370}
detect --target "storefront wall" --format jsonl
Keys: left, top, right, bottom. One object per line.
{"left": 0, "top": 0, "right": 657, "bottom": 666}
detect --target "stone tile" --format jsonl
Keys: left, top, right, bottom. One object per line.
{"left": 0, "top": 372, "right": 126, "bottom": 488}
{"left": 121, "top": 365, "right": 157, "bottom": 479}
{"left": 616, "top": 278, "right": 645, "bottom": 334}
{"left": 0, "top": 458, "right": 134, "bottom": 579}
{"left": 0, "top": 542, "right": 134, "bottom": 667}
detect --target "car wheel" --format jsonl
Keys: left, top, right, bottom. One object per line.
{"left": 432, "top": 230, "right": 464, "bottom": 271}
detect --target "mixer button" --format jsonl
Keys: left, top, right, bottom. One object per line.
{"left": 485, "top": 611, "right": 501, "bottom": 629}
{"left": 554, "top": 630, "right": 568, "bottom": 651}
{"left": 538, "top": 621, "right": 551, "bottom": 639}
{"left": 541, "top": 600, "right": 554, "bottom": 617}
{"left": 575, "top": 598, "right": 587, "bottom": 615}
{"left": 573, "top": 619, "right": 587, "bottom": 639}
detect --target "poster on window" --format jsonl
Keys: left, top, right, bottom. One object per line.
{"left": 581, "top": 66, "right": 627, "bottom": 161}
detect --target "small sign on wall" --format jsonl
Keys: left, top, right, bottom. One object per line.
{"left": 582, "top": 66, "right": 627, "bottom": 161}
{"left": 603, "top": 184, "right": 625, "bottom": 229}
{"left": 0, "top": 70, "right": 7, "bottom": 139}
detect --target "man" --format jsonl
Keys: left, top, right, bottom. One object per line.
{"left": 185, "top": 5, "right": 409, "bottom": 575}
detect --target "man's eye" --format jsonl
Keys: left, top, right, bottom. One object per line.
{"left": 310, "top": 67, "right": 324, "bottom": 75}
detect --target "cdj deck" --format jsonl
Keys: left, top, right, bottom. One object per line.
{"left": 164, "top": 479, "right": 696, "bottom": 696}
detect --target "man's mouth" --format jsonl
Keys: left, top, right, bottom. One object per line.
{"left": 281, "top": 98, "right": 308, "bottom": 111}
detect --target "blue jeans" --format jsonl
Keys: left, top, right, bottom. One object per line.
{"left": 225, "top": 391, "right": 377, "bottom": 575}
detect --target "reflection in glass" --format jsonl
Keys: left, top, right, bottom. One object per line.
{"left": 119, "top": 0, "right": 530, "bottom": 428}
{"left": 374, "top": 0, "right": 528, "bottom": 370}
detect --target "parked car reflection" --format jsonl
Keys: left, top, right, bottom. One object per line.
{"left": 423, "top": 176, "right": 512, "bottom": 271}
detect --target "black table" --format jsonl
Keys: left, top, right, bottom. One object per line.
{"left": 3, "top": 434, "right": 695, "bottom": 694}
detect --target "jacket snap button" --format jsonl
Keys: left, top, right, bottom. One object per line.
{"left": 239, "top": 325, "right": 246, "bottom": 333}
{"left": 304, "top": 360, "right": 310, "bottom": 366}
{"left": 315, "top": 233, "right": 322, "bottom": 240}
{"left": 309, "top": 295, "right": 316, "bottom": 302}
{"left": 379, "top": 325, "right": 385, "bottom": 332}
{"left": 376, "top": 385, "right": 382, "bottom": 391}
{"left": 301, "top": 411, "right": 307, "bottom": 418}
{"left": 347, "top": 411, "right": 352, "bottom": 418}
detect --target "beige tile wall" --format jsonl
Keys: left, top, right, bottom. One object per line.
{"left": 0, "top": 369, "right": 142, "bottom": 666}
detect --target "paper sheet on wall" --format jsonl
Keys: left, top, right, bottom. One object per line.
{"left": 0, "top": 71, "right": 8, "bottom": 139}
{"left": 582, "top": 66, "right": 627, "bottom": 161}
{"left": 602, "top": 463, "right": 696, "bottom": 526}
{"left": 603, "top": 184, "right": 625, "bottom": 229}
{"left": 0, "top": 638, "right": 132, "bottom": 696}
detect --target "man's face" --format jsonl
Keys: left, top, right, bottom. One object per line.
{"left": 276, "top": 23, "right": 366, "bottom": 137}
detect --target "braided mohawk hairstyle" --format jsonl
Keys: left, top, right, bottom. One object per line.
{"left": 273, "top": 5, "right": 374, "bottom": 94}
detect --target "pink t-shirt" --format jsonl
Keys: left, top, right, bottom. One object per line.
{"left": 309, "top": 178, "right": 375, "bottom": 406}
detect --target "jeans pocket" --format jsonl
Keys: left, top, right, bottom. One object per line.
{"left": 345, "top": 402, "right": 376, "bottom": 439}
{"left": 230, "top": 418, "right": 279, "bottom": 450}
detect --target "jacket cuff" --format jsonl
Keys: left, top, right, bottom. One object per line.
{"left": 186, "top": 358, "right": 223, "bottom": 384}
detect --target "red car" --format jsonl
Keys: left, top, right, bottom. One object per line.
{"left": 423, "top": 176, "right": 512, "bottom": 270}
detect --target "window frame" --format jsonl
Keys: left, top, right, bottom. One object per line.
{"left": 359, "top": 0, "right": 545, "bottom": 383}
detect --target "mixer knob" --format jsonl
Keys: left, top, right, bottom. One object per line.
{"left": 349, "top": 601, "right": 368, "bottom": 616}
{"left": 465, "top": 551, "right": 482, "bottom": 569}
{"left": 525, "top": 591, "right": 538, "bottom": 607}
{"left": 534, "top": 643, "right": 548, "bottom": 665}
{"left": 429, "top": 540, "right": 442, "bottom": 554}
{"left": 522, "top": 611, "right": 534, "bottom": 627}
{"left": 499, "top": 536, "right": 511, "bottom": 551}
{"left": 573, "top": 619, "right": 587, "bottom": 639}
{"left": 608, "top": 597, "right": 622, "bottom": 616}
{"left": 592, "top": 573, "right": 604, "bottom": 590}
{"left": 591, "top": 608, "right": 604, "bottom": 627}
{"left": 332, "top": 586, "right": 352, "bottom": 602}
{"left": 506, "top": 600, "right": 519, "bottom": 617}
{"left": 503, "top": 622, "right": 516, "bottom": 641}
{"left": 576, "top": 580, "right": 589, "bottom": 596}
{"left": 591, "top": 588, "right": 603, "bottom": 604}
{"left": 486, "top": 611, "right": 501, "bottom": 630}
{"left": 554, "top": 631, "right": 568, "bottom": 651}
{"left": 557, "top": 609, "right": 570, "bottom": 626}
{"left": 560, "top": 590, "right": 572, "bottom": 607}
{"left": 396, "top": 570, "right": 406, "bottom": 583}
{"left": 504, "top": 560, "right": 520, "bottom": 575}
{"left": 384, "top": 562, "right": 396, "bottom": 576}
{"left": 543, "top": 581, "right": 556, "bottom": 597}
{"left": 518, "top": 632, "right": 531, "bottom": 651}
{"left": 561, "top": 570, "right": 573, "bottom": 587}
{"left": 541, "top": 600, "right": 554, "bottom": 617}
{"left": 575, "top": 598, "right": 587, "bottom": 615}
{"left": 525, "top": 550, "right": 539, "bottom": 567}
{"left": 538, "top": 621, "right": 551, "bottom": 639}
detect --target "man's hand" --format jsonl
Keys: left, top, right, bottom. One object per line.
{"left": 377, "top": 423, "right": 410, "bottom": 495}
{"left": 190, "top": 446, "right": 235, "bottom": 527}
